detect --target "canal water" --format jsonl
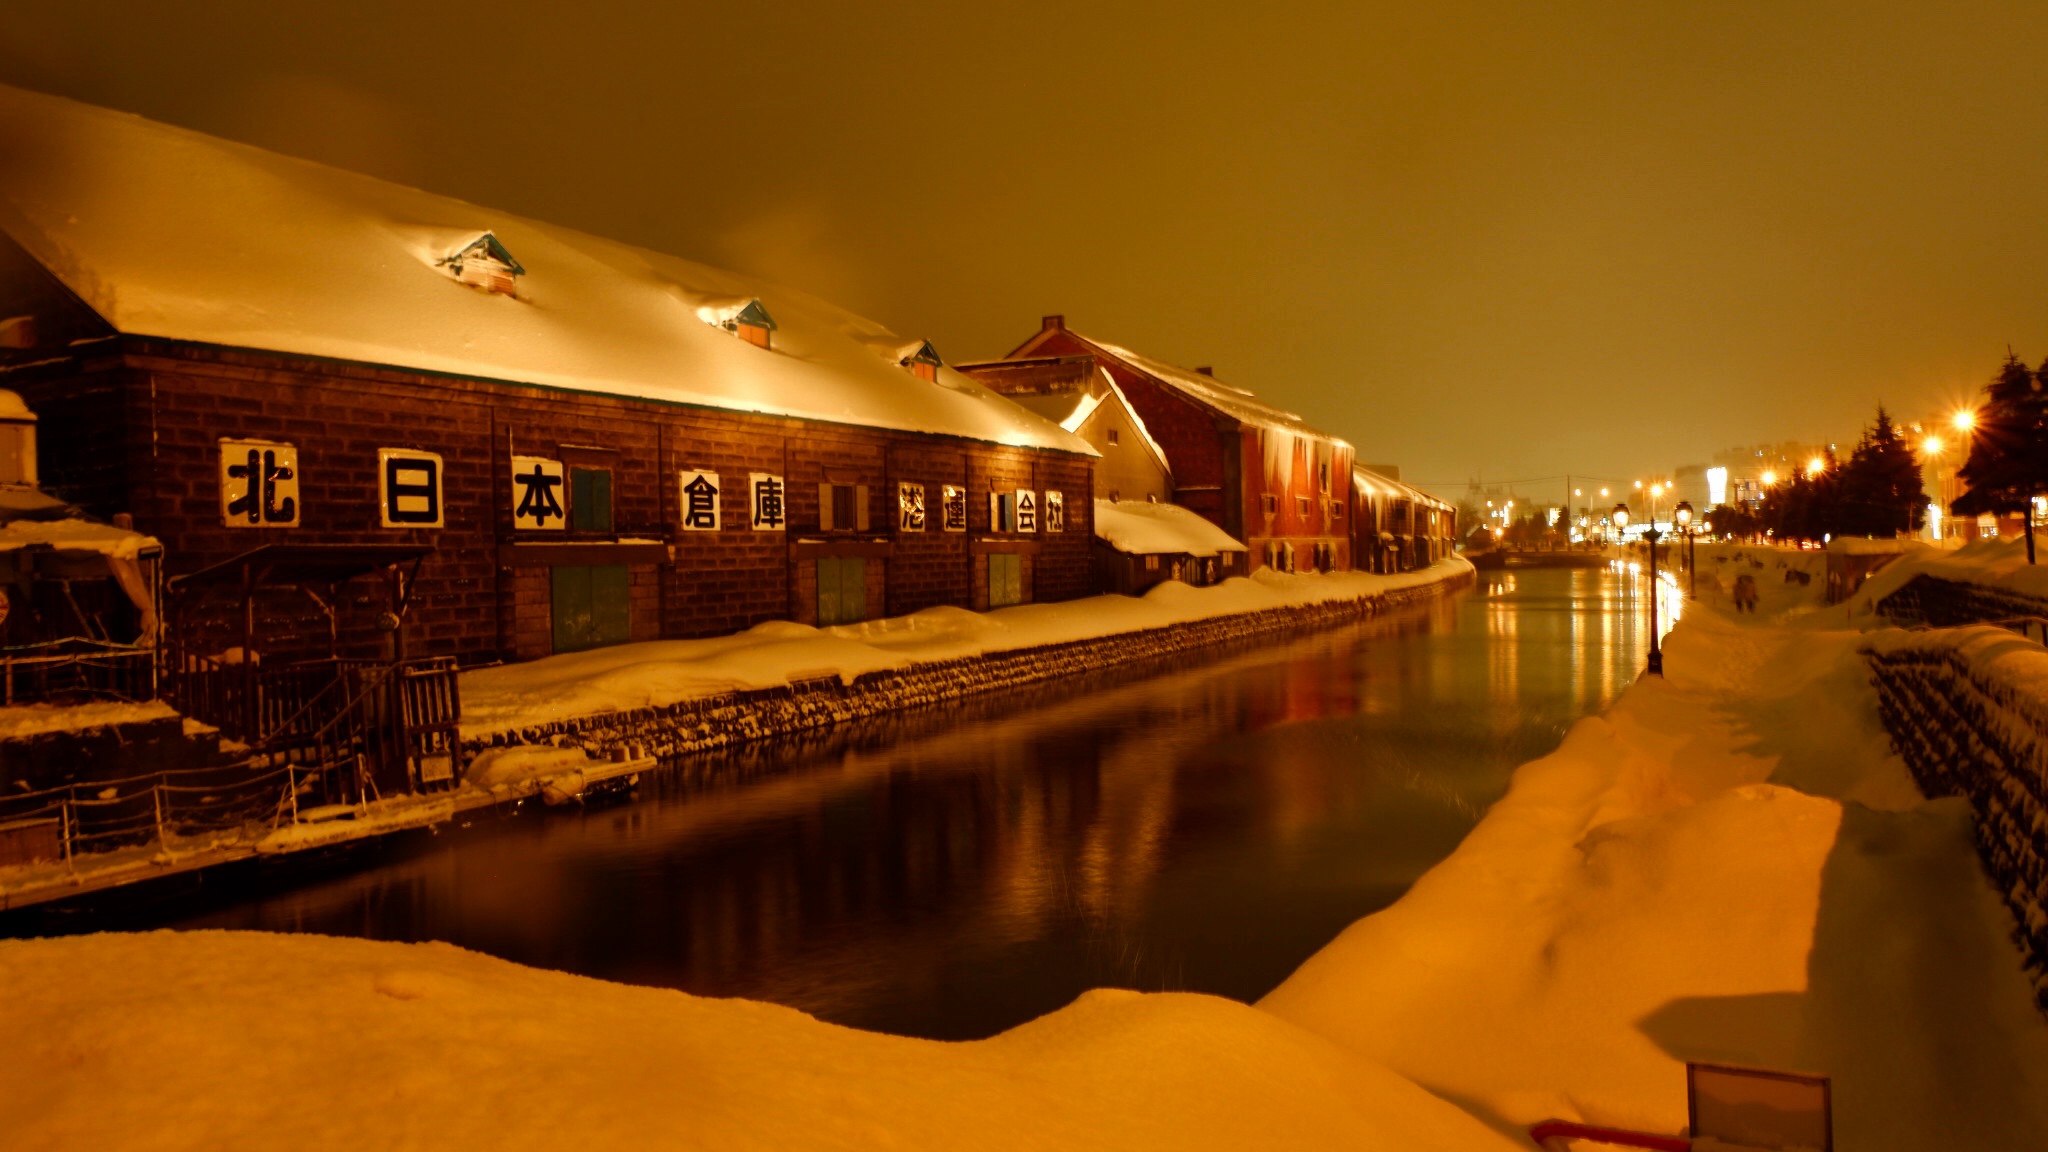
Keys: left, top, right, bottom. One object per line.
{"left": 165, "top": 566, "right": 1667, "bottom": 1040}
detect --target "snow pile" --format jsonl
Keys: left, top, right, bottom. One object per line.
{"left": 0, "top": 514, "right": 161, "bottom": 559}
{"left": 0, "top": 698, "right": 174, "bottom": 740}
{"left": 459, "top": 561, "right": 1469, "bottom": 737}
{"left": 464, "top": 744, "right": 600, "bottom": 789}
{"left": 1261, "top": 608, "right": 2048, "bottom": 1149}
{"left": 0, "top": 85, "right": 1091, "bottom": 456}
{"left": 1092, "top": 498, "right": 1247, "bottom": 557}
{"left": 1843, "top": 536, "right": 2048, "bottom": 616}
{"left": 0, "top": 931, "right": 1518, "bottom": 1152}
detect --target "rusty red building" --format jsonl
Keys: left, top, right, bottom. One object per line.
{"left": 0, "top": 85, "right": 1097, "bottom": 672}
{"left": 959, "top": 318, "right": 1354, "bottom": 573}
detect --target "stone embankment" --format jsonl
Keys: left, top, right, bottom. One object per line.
{"left": 1864, "top": 627, "right": 2048, "bottom": 1012}
{"left": 466, "top": 571, "right": 1473, "bottom": 765}
{"left": 1876, "top": 573, "right": 2048, "bottom": 629}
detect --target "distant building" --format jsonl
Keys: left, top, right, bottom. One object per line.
{"left": 1353, "top": 467, "right": 1454, "bottom": 572}
{"left": 949, "top": 355, "right": 1173, "bottom": 504}
{"left": 962, "top": 317, "right": 1354, "bottom": 574}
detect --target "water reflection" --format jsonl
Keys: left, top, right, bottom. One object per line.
{"left": 169, "top": 569, "right": 1650, "bottom": 1039}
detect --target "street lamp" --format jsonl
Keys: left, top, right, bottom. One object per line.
{"left": 1616, "top": 501, "right": 1663, "bottom": 677}
{"left": 1675, "top": 500, "right": 1696, "bottom": 598}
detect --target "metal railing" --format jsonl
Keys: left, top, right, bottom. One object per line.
{"left": 0, "top": 757, "right": 299, "bottom": 872}
{"left": 0, "top": 637, "right": 156, "bottom": 705}
{"left": 167, "top": 654, "right": 463, "bottom": 802}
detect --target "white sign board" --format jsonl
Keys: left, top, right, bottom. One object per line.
{"left": 1014, "top": 489, "right": 1038, "bottom": 533}
{"left": 1044, "top": 490, "right": 1064, "bottom": 532}
{"left": 941, "top": 484, "right": 967, "bottom": 532}
{"left": 1688, "top": 1062, "right": 1831, "bottom": 1152}
{"left": 679, "top": 469, "right": 721, "bottom": 531}
{"left": 749, "top": 473, "right": 785, "bottom": 531}
{"left": 510, "top": 455, "right": 566, "bottom": 530}
{"left": 898, "top": 482, "right": 925, "bottom": 531}
{"left": 378, "top": 448, "right": 444, "bottom": 528}
{"left": 220, "top": 439, "right": 300, "bottom": 528}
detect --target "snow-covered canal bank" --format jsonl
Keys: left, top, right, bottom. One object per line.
{"left": 135, "top": 567, "right": 1652, "bottom": 1040}
{"left": 6, "top": 560, "right": 2045, "bottom": 1150}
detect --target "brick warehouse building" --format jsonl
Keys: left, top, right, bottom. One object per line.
{"left": 0, "top": 86, "right": 1096, "bottom": 668}
{"left": 960, "top": 318, "right": 1354, "bottom": 573}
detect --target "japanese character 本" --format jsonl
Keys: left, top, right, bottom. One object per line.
{"left": 514, "top": 462, "right": 564, "bottom": 527}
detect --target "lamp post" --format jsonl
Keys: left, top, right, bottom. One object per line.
{"left": 1675, "top": 500, "right": 1696, "bottom": 598}
{"left": 1616, "top": 501, "right": 1662, "bottom": 677}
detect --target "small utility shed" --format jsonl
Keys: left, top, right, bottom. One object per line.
{"left": 0, "top": 84, "right": 1097, "bottom": 668}
{"left": 1093, "top": 498, "right": 1248, "bottom": 595}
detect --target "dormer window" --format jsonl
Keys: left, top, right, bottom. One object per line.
{"left": 440, "top": 232, "right": 523, "bottom": 297}
{"left": 700, "top": 299, "right": 778, "bottom": 349}
{"left": 897, "top": 340, "right": 942, "bottom": 382}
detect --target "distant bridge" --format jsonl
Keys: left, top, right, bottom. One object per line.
{"left": 1468, "top": 548, "right": 1609, "bottom": 570}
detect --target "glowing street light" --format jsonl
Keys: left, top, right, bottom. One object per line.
{"left": 1922, "top": 436, "right": 1944, "bottom": 457}
{"left": 1952, "top": 409, "right": 1977, "bottom": 433}
{"left": 1614, "top": 501, "right": 1662, "bottom": 676}
{"left": 1806, "top": 457, "right": 1826, "bottom": 477}
{"left": 1761, "top": 470, "right": 1778, "bottom": 488}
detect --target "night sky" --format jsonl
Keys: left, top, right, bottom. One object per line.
{"left": 6, "top": 2, "right": 2047, "bottom": 492}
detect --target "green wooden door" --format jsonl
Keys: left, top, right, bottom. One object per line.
{"left": 552, "top": 565, "right": 631, "bottom": 652}
{"left": 817, "top": 557, "right": 866, "bottom": 626}
{"left": 988, "top": 553, "right": 1021, "bottom": 608}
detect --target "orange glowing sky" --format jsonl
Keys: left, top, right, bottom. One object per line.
{"left": 5, "top": 1, "right": 2045, "bottom": 491}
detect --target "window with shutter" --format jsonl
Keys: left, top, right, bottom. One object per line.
{"left": 571, "top": 468, "right": 613, "bottom": 532}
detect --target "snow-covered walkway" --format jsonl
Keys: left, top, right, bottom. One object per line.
{"left": 5, "top": 557, "right": 2046, "bottom": 1150}
{"left": 460, "top": 562, "right": 1470, "bottom": 738}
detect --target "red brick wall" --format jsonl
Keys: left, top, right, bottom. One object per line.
{"left": 884, "top": 441, "right": 971, "bottom": 614}
{"left": 14, "top": 339, "right": 1095, "bottom": 665}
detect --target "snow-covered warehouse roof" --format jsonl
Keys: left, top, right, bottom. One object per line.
{"left": 1353, "top": 466, "right": 1449, "bottom": 512}
{"left": 0, "top": 85, "right": 1093, "bottom": 456}
{"left": 1081, "top": 337, "right": 1347, "bottom": 447}
{"left": 1094, "top": 498, "right": 1246, "bottom": 558}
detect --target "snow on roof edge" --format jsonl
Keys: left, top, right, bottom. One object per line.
{"left": 0, "top": 83, "right": 1094, "bottom": 458}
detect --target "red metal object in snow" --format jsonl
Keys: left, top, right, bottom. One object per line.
{"left": 1527, "top": 1119, "right": 1691, "bottom": 1151}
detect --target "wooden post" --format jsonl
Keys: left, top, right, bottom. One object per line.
{"left": 241, "top": 560, "right": 256, "bottom": 740}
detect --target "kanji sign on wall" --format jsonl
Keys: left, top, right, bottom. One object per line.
{"left": 679, "top": 470, "right": 721, "bottom": 531}
{"left": 220, "top": 439, "right": 300, "bottom": 528}
{"left": 511, "top": 455, "right": 566, "bottom": 530}
{"left": 898, "top": 482, "right": 925, "bottom": 531}
{"left": 378, "top": 448, "right": 443, "bottom": 528}
{"left": 1044, "top": 490, "right": 1064, "bottom": 532}
{"left": 941, "top": 484, "right": 967, "bottom": 532}
{"left": 750, "top": 473, "right": 786, "bottom": 531}
{"left": 1014, "top": 489, "right": 1038, "bottom": 533}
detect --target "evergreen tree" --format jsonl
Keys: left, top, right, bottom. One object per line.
{"left": 1955, "top": 352, "right": 2048, "bottom": 563}
{"left": 1837, "top": 406, "right": 1927, "bottom": 536}
{"left": 1762, "top": 451, "right": 1841, "bottom": 543}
